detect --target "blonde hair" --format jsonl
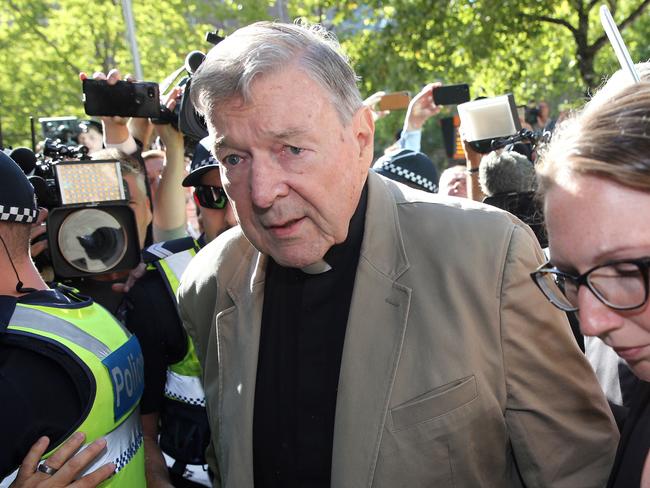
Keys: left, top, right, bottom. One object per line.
{"left": 537, "top": 81, "right": 650, "bottom": 195}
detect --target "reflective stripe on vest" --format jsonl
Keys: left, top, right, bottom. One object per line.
{"left": 156, "top": 247, "right": 207, "bottom": 406}
{"left": 164, "top": 370, "right": 206, "bottom": 407}
{"left": 75, "top": 407, "right": 144, "bottom": 478}
{"left": 8, "top": 302, "right": 146, "bottom": 486}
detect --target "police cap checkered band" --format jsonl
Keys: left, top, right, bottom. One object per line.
{"left": 0, "top": 151, "right": 38, "bottom": 224}
{"left": 182, "top": 135, "right": 219, "bottom": 187}
{"left": 373, "top": 149, "right": 439, "bottom": 193}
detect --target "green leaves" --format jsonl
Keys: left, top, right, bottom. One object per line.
{"left": 2, "top": 0, "right": 649, "bottom": 155}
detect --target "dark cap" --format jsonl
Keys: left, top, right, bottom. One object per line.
{"left": 182, "top": 136, "right": 219, "bottom": 187}
{"left": 78, "top": 119, "right": 103, "bottom": 134}
{"left": 373, "top": 149, "right": 439, "bottom": 193}
{"left": 0, "top": 151, "right": 38, "bottom": 224}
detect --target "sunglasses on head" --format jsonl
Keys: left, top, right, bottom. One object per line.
{"left": 193, "top": 185, "right": 228, "bottom": 210}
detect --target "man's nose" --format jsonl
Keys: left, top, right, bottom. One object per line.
{"left": 249, "top": 156, "right": 289, "bottom": 209}
{"left": 577, "top": 285, "right": 624, "bottom": 338}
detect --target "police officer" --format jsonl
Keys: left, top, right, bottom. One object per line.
{"left": 0, "top": 151, "right": 146, "bottom": 487}
{"left": 126, "top": 136, "right": 235, "bottom": 487}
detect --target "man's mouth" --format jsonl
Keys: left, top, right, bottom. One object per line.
{"left": 613, "top": 345, "right": 649, "bottom": 362}
{"left": 265, "top": 217, "right": 305, "bottom": 237}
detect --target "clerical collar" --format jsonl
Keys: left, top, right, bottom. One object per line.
{"left": 301, "top": 260, "right": 332, "bottom": 274}
{"left": 299, "top": 183, "right": 368, "bottom": 275}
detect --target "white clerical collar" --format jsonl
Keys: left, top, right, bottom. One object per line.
{"left": 300, "top": 260, "right": 332, "bottom": 275}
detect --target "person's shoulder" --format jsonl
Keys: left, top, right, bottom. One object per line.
{"left": 376, "top": 174, "right": 523, "bottom": 231}
{"left": 179, "top": 226, "right": 253, "bottom": 294}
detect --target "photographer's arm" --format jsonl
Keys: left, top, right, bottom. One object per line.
{"left": 141, "top": 413, "right": 174, "bottom": 488}
{"left": 460, "top": 129, "right": 484, "bottom": 201}
{"left": 152, "top": 87, "right": 187, "bottom": 242}
{"left": 128, "top": 118, "right": 154, "bottom": 150}
{"left": 398, "top": 82, "right": 442, "bottom": 152}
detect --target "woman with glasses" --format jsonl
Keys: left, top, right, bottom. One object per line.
{"left": 532, "top": 80, "right": 650, "bottom": 487}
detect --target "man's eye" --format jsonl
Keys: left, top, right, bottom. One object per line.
{"left": 224, "top": 154, "right": 242, "bottom": 166}
{"left": 287, "top": 146, "right": 303, "bottom": 156}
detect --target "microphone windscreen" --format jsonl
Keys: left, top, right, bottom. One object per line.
{"left": 185, "top": 51, "right": 206, "bottom": 74}
{"left": 9, "top": 147, "right": 37, "bottom": 174}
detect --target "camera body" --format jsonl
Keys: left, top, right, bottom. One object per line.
{"left": 83, "top": 79, "right": 161, "bottom": 119}
{"left": 25, "top": 142, "right": 141, "bottom": 279}
{"left": 153, "top": 31, "right": 225, "bottom": 142}
{"left": 524, "top": 105, "right": 541, "bottom": 127}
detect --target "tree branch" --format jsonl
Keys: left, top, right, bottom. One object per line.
{"left": 524, "top": 13, "right": 578, "bottom": 35}
{"left": 590, "top": 0, "right": 650, "bottom": 53}
{"left": 6, "top": 0, "right": 82, "bottom": 75}
{"left": 586, "top": 0, "right": 601, "bottom": 12}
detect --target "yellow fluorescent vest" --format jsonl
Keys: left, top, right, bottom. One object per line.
{"left": 153, "top": 245, "right": 206, "bottom": 407}
{"left": 7, "top": 300, "right": 146, "bottom": 486}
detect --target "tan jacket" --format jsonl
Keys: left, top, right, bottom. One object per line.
{"left": 178, "top": 171, "right": 618, "bottom": 487}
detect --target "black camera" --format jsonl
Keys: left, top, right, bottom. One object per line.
{"left": 21, "top": 142, "right": 141, "bottom": 279}
{"left": 152, "top": 30, "right": 225, "bottom": 142}
{"left": 524, "top": 105, "right": 541, "bottom": 127}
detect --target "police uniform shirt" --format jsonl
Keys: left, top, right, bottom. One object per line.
{"left": 0, "top": 288, "right": 92, "bottom": 479}
{"left": 124, "top": 267, "right": 187, "bottom": 414}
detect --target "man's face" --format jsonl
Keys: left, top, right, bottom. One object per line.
{"left": 210, "top": 66, "right": 374, "bottom": 268}
{"left": 123, "top": 172, "right": 152, "bottom": 249}
{"left": 198, "top": 168, "right": 236, "bottom": 243}
{"left": 78, "top": 128, "right": 103, "bottom": 154}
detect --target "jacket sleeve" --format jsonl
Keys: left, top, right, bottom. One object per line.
{"left": 500, "top": 225, "right": 619, "bottom": 487}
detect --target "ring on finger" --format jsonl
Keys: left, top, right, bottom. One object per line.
{"left": 36, "top": 462, "right": 58, "bottom": 476}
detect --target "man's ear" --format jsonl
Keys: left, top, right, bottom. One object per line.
{"left": 354, "top": 104, "right": 375, "bottom": 168}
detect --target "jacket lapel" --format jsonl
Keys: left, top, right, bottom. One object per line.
{"left": 331, "top": 172, "right": 411, "bottom": 487}
{"left": 216, "top": 251, "right": 267, "bottom": 486}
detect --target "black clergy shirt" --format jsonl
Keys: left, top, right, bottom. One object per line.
{"left": 253, "top": 184, "right": 368, "bottom": 488}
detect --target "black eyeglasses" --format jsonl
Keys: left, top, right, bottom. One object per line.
{"left": 193, "top": 185, "right": 228, "bottom": 210}
{"left": 530, "top": 258, "right": 650, "bottom": 312}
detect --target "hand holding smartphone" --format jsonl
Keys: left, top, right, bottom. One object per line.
{"left": 82, "top": 79, "right": 161, "bottom": 118}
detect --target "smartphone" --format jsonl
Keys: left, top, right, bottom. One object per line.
{"left": 433, "top": 84, "right": 470, "bottom": 106}
{"left": 82, "top": 79, "right": 161, "bottom": 118}
{"left": 378, "top": 91, "right": 411, "bottom": 111}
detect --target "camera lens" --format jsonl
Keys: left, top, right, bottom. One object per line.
{"left": 148, "top": 88, "right": 155, "bottom": 98}
{"left": 58, "top": 208, "right": 128, "bottom": 273}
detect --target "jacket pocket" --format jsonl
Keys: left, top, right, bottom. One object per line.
{"left": 390, "top": 375, "right": 477, "bottom": 431}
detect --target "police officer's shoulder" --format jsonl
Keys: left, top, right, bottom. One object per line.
{"left": 142, "top": 236, "right": 200, "bottom": 264}
{"left": 17, "top": 283, "right": 94, "bottom": 308}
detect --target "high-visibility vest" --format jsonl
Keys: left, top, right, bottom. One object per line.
{"left": 6, "top": 297, "right": 146, "bottom": 486}
{"left": 145, "top": 238, "right": 210, "bottom": 483}
{"left": 145, "top": 237, "right": 205, "bottom": 407}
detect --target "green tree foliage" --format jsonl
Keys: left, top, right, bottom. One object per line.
{"left": 2, "top": 0, "right": 649, "bottom": 155}
{"left": 291, "top": 0, "right": 650, "bottom": 154}
{"left": 0, "top": 0, "right": 268, "bottom": 146}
